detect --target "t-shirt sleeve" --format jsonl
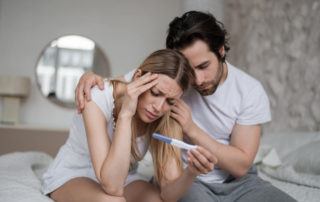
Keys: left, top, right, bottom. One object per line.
{"left": 90, "top": 82, "right": 113, "bottom": 121}
{"left": 124, "top": 69, "right": 136, "bottom": 82}
{"left": 236, "top": 83, "right": 271, "bottom": 125}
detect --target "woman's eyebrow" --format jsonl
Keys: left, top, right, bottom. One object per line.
{"left": 154, "top": 87, "right": 181, "bottom": 99}
{"left": 154, "top": 87, "right": 164, "bottom": 95}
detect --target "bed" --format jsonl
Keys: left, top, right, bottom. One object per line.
{"left": 0, "top": 128, "right": 319, "bottom": 202}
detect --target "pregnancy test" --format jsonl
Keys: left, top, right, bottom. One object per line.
{"left": 152, "top": 133, "right": 197, "bottom": 150}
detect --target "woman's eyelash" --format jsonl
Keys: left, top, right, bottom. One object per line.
{"left": 150, "top": 89, "right": 159, "bottom": 96}
{"left": 151, "top": 89, "right": 174, "bottom": 105}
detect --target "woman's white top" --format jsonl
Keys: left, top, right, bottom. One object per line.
{"left": 42, "top": 81, "right": 149, "bottom": 195}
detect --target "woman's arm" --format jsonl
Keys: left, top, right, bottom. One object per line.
{"left": 82, "top": 100, "right": 132, "bottom": 197}
{"left": 83, "top": 72, "right": 159, "bottom": 197}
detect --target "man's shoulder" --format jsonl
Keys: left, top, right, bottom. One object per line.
{"left": 227, "top": 62, "right": 263, "bottom": 93}
{"left": 228, "top": 63, "right": 261, "bottom": 86}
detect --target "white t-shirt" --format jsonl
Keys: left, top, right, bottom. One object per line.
{"left": 42, "top": 81, "right": 149, "bottom": 195}
{"left": 124, "top": 62, "right": 271, "bottom": 183}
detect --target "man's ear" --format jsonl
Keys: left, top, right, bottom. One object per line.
{"left": 133, "top": 69, "right": 142, "bottom": 80}
{"left": 219, "top": 46, "right": 225, "bottom": 58}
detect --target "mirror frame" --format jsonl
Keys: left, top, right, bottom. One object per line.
{"left": 35, "top": 34, "right": 110, "bottom": 109}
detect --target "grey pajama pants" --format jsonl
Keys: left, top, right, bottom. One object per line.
{"left": 178, "top": 166, "right": 297, "bottom": 202}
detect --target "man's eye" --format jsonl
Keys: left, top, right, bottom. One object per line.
{"left": 199, "top": 65, "right": 208, "bottom": 70}
{"left": 150, "top": 90, "right": 159, "bottom": 96}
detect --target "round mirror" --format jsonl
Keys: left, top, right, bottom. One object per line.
{"left": 35, "top": 35, "right": 110, "bottom": 108}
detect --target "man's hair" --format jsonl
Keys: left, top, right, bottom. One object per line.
{"left": 166, "top": 11, "right": 230, "bottom": 62}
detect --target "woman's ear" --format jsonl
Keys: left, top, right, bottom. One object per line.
{"left": 133, "top": 69, "right": 142, "bottom": 80}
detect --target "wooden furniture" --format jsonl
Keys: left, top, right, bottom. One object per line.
{"left": 0, "top": 124, "right": 68, "bottom": 157}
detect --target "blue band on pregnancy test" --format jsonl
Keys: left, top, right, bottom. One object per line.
{"left": 152, "top": 133, "right": 197, "bottom": 150}
{"left": 152, "top": 133, "right": 172, "bottom": 144}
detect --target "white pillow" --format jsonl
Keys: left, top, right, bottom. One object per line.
{"left": 283, "top": 140, "right": 320, "bottom": 175}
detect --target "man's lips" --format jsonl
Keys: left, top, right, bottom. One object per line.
{"left": 197, "top": 84, "right": 210, "bottom": 91}
{"left": 145, "top": 110, "right": 158, "bottom": 119}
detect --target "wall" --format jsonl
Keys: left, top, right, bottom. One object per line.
{"left": 0, "top": 0, "right": 181, "bottom": 128}
{"left": 181, "top": 0, "right": 224, "bottom": 22}
{"left": 225, "top": 0, "right": 320, "bottom": 132}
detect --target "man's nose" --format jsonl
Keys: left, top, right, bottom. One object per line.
{"left": 195, "top": 71, "right": 204, "bottom": 86}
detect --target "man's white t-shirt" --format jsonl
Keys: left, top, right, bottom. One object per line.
{"left": 124, "top": 62, "right": 271, "bottom": 183}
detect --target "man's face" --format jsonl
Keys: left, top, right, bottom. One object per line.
{"left": 181, "top": 40, "right": 224, "bottom": 96}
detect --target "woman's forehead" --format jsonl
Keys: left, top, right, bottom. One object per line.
{"left": 154, "top": 74, "right": 183, "bottom": 98}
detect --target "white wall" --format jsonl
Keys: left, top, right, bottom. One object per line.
{"left": 0, "top": 0, "right": 182, "bottom": 128}
{"left": 0, "top": 0, "right": 225, "bottom": 129}
{"left": 225, "top": 0, "right": 320, "bottom": 132}
{"left": 181, "top": 0, "right": 224, "bottom": 22}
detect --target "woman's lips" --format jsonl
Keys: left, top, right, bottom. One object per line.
{"left": 145, "top": 110, "right": 158, "bottom": 119}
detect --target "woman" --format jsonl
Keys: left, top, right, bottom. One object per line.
{"left": 42, "top": 49, "right": 215, "bottom": 202}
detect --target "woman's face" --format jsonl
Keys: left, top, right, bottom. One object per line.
{"left": 136, "top": 74, "right": 183, "bottom": 123}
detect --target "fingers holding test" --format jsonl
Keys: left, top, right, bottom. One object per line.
{"left": 197, "top": 146, "right": 218, "bottom": 165}
{"left": 188, "top": 149, "right": 209, "bottom": 174}
{"left": 191, "top": 148, "right": 214, "bottom": 172}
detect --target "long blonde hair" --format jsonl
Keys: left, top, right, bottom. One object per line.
{"left": 114, "top": 49, "right": 193, "bottom": 183}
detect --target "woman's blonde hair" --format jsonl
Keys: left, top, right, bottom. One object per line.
{"left": 114, "top": 49, "right": 193, "bottom": 183}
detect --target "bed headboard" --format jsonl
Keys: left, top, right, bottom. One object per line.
{"left": 0, "top": 124, "right": 68, "bottom": 157}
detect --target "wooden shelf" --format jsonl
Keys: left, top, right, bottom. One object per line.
{"left": 0, "top": 123, "right": 68, "bottom": 132}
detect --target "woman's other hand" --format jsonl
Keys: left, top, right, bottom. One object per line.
{"left": 186, "top": 146, "right": 218, "bottom": 176}
{"left": 75, "top": 72, "right": 104, "bottom": 114}
{"left": 119, "top": 72, "right": 159, "bottom": 119}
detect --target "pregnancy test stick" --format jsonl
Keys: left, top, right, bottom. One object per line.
{"left": 152, "top": 133, "right": 197, "bottom": 150}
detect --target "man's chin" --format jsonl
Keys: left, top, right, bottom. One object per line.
{"left": 196, "top": 86, "right": 217, "bottom": 96}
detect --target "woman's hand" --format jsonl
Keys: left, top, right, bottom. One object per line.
{"left": 186, "top": 146, "right": 218, "bottom": 176}
{"left": 75, "top": 72, "right": 104, "bottom": 114}
{"left": 170, "top": 99, "right": 196, "bottom": 134}
{"left": 119, "top": 72, "right": 158, "bottom": 119}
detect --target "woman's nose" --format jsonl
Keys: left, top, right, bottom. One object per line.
{"left": 153, "top": 98, "right": 166, "bottom": 112}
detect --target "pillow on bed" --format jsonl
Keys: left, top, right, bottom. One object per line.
{"left": 283, "top": 140, "right": 320, "bottom": 175}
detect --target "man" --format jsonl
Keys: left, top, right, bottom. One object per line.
{"left": 75, "top": 11, "right": 296, "bottom": 202}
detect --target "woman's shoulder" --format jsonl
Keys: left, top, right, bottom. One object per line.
{"left": 90, "top": 79, "right": 115, "bottom": 117}
{"left": 91, "top": 79, "right": 114, "bottom": 97}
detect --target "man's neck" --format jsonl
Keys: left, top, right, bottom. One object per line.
{"left": 219, "top": 62, "right": 228, "bottom": 85}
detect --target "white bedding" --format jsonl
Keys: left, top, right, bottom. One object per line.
{"left": 0, "top": 151, "right": 53, "bottom": 202}
{"left": 258, "top": 168, "right": 320, "bottom": 202}
{"left": 255, "top": 131, "right": 320, "bottom": 202}
{"left": 1, "top": 130, "right": 320, "bottom": 202}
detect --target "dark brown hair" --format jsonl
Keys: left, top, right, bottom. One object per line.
{"left": 166, "top": 11, "right": 230, "bottom": 62}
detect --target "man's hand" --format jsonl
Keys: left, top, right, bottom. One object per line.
{"left": 75, "top": 72, "right": 104, "bottom": 114}
{"left": 186, "top": 146, "right": 218, "bottom": 176}
{"left": 170, "top": 99, "right": 196, "bottom": 134}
